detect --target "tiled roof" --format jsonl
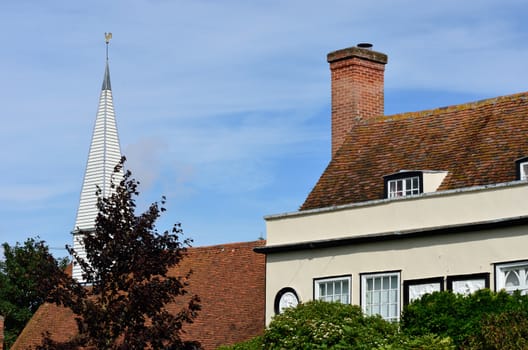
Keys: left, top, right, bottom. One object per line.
{"left": 12, "top": 240, "right": 266, "bottom": 350}
{"left": 301, "top": 92, "right": 528, "bottom": 210}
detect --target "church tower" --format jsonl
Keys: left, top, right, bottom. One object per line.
{"left": 72, "top": 33, "right": 123, "bottom": 282}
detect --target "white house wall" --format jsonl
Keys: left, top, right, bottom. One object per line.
{"left": 264, "top": 182, "right": 528, "bottom": 324}
{"left": 265, "top": 182, "right": 528, "bottom": 246}
{"left": 265, "top": 224, "right": 528, "bottom": 323}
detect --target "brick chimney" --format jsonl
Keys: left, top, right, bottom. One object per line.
{"left": 327, "top": 44, "right": 388, "bottom": 156}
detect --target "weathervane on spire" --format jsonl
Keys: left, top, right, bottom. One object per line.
{"left": 105, "top": 32, "right": 112, "bottom": 60}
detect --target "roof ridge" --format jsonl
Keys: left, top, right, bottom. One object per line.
{"left": 360, "top": 90, "right": 528, "bottom": 125}
{"left": 188, "top": 240, "right": 266, "bottom": 251}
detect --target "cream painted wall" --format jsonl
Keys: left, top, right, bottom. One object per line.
{"left": 422, "top": 171, "right": 448, "bottom": 193}
{"left": 265, "top": 182, "right": 528, "bottom": 246}
{"left": 264, "top": 223, "right": 528, "bottom": 323}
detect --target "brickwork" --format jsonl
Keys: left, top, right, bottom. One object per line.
{"left": 327, "top": 46, "right": 387, "bottom": 156}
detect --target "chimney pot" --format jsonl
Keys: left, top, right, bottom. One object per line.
{"left": 357, "top": 42, "right": 373, "bottom": 49}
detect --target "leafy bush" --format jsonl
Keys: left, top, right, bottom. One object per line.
{"left": 378, "top": 333, "right": 454, "bottom": 350}
{"left": 401, "top": 289, "right": 528, "bottom": 348}
{"left": 466, "top": 310, "right": 528, "bottom": 350}
{"left": 263, "top": 300, "right": 398, "bottom": 349}
{"left": 223, "top": 290, "right": 528, "bottom": 350}
{"left": 220, "top": 300, "right": 455, "bottom": 350}
{"left": 217, "top": 336, "right": 263, "bottom": 350}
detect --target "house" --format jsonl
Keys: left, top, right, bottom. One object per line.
{"left": 255, "top": 44, "right": 528, "bottom": 324}
{"left": 12, "top": 240, "right": 266, "bottom": 350}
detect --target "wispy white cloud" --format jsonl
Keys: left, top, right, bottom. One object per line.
{"left": 0, "top": 0, "right": 527, "bottom": 250}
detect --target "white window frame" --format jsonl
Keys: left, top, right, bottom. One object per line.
{"left": 496, "top": 261, "right": 528, "bottom": 295}
{"left": 387, "top": 176, "right": 420, "bottom": 198}
{"left": 361, "top": 271, "right": 400, "bottom": 322}
{"left": 521, "top": 161, "right": 528, "bottom": 180}
{"left": 314, "top": 276, "right": 351, "bottom": 304}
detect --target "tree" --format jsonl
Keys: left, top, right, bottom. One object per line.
{"left": 41, "top": 158, "right": 200, "bottom": 350}
{"left": 0, "top": 237, "right": 69, "bottom": 349}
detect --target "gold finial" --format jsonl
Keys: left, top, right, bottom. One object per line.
{"left": 105, "top": 32, "right": 112, "bottom": 61}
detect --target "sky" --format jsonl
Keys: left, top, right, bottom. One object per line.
{"left": 1, "top": 0, "right": 527, "bottom": 258}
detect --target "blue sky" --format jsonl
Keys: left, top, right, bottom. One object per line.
{"left": 1, "top": 1, "right": 527, "bottom": 257}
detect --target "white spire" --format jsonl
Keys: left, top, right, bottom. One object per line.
{"left": 73, "top": 34, "right": 123, "bottom": 282}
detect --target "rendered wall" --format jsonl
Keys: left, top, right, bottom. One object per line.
{"left": 264, "top": 182, "right": 528, "bottom": 323}
{"left": 265, "top": 182, "right": 528, "bottom": 246}
{"left": 265, "top": 224, "right": 528, "bottom": 323}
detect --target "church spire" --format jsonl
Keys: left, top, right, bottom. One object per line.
{"left": 72, "top": 33, "right": 123, "bottom": 281}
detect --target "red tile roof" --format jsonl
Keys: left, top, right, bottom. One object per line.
{"left": 12, "top": 240, "right": 266, "bottom": 350}
{"left": 301, "top": 92, "right": 528, "bottom": 210}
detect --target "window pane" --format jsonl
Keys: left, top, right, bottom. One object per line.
{"left": 388, "top": 176, "right": 420, "bottom": 198}
{"left": 375, "top": 277, "right": 381, "bottom": 290}
{"left": 381, "top": 290, "right": 388, "bottom": 303}
{"left": 382, "top": 276, "right": 389, "bottom": 289}
{"left": 389, "top": 181, "right": 396, "bottom": 196}
{"left": 390, "top": 290, "right": 397, "bottom": 303}
{"left": 335, "top": 282, "right": 341, "bottom": 294}
{"left": 363, "top": 273, "right": 400, "bottom": 321}
{"left": 506, "top": 271, "right": 520, "bottom": 287}
{"left": 391, "top": 275, "right": 398, "bottom": 288}
{"left": 317, "top": 278, "right": 350, "bottom": 304}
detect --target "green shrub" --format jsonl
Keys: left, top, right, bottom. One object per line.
{"left": 221, "top": 300, "right": 456, "bottom": 350}
{"left": 217, "top": 336, "right": 263, "bottom": 350}
{"left": 263, "top": 300, "right": 399, "bottom": 349}
{"left": 401, "top": 289, "right": 528, "bottom": 348}
{"left": 467, "top": 310, "right": 528, "bottom": 350}
{"left": 379, "top": 333, "right": 454, "bottom": 350}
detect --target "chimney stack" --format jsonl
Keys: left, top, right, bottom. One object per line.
{"left": 327, "top": 44, "right": 388, "bottom": 156}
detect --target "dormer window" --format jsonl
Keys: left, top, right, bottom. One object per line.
{"left": 388, "top": 177, "right": 419, "bottom": 198}
{"left": 384, "top": 171, "right": 423, "bottom": 199}
{"left": 515, "top": 157, "right": 528, "bottom": 181}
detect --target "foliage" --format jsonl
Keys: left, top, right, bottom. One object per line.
{"left": 0, "top": 237, "right": 69, "bottom": 349}
{"left": 466, "top": 310, "right": 528, "bottom": 350}
{"left": 377, "top": 333, "right": 454, "bottom": 350}
{"left": 217, "top": 336, "right": 263, "bottom": 350}
{"left": 40, "top": 158, "right": 200, "bottom": 350}
{"left": 264, "top": 300, "right": 398, "bottom": 349}
{"left": 220, "top": 300, "right": 454, "bottom": 350}
{"left": 401, "top": 289, "right": 528, "bottom": 348}
{"left": 222, "top": 290, "right": 528, "bottom": 350}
